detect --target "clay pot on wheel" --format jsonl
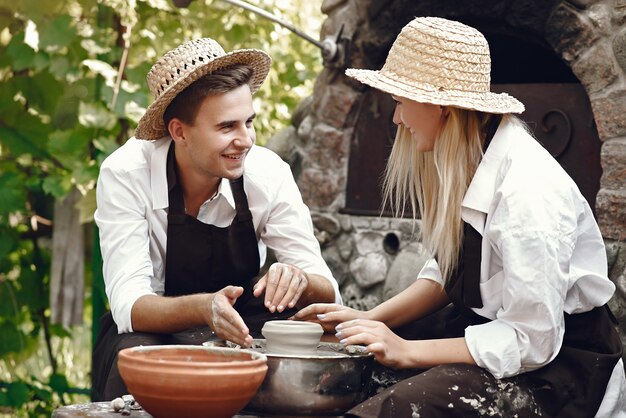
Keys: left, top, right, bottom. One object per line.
{"left": 118, "top": 345, "right": 267, "bottom": 418}
{"left": 261, "top": 320, "right": 323, "bottom": 355}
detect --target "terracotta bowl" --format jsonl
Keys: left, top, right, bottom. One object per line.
{"left": 117, "top": 345, "right": 267, "bottom": 418}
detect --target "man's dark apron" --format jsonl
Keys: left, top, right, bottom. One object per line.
{"left": 92, "top": 142, "right": 294, "bottom": 401}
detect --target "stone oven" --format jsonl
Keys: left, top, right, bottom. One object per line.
{"left": 268, "top": 0, "right": 626, "bottom": 344}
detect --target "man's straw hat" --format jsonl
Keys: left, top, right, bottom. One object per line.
{"left": 346, "top": 17, "right": 524, "bottom": 114}
{"left": 135, "top": 38, "right": 271, "bottom": 140}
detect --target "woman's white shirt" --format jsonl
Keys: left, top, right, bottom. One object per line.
{"left": 417, "top": 118, "right": 626, "bottom": 416}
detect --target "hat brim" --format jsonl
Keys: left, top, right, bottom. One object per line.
{"left": 135, "top": 49, "right": 271, "bottom": 140}
{"left": 346, "top": 68, "right": 524, "bottom": 114}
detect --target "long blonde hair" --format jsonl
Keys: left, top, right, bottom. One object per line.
{"left": 382, "top": 108, "right": 504, "bottom": 282}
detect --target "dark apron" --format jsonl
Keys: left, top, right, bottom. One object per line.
{"left": 348, "top": 222, "right": 622, "bottom": 418}
{"left": 92, "top": 142, "right": 294, "bottom": 401}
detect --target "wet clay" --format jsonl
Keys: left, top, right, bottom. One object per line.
{"left": 261, "top": 320, "right": 323, "bottom": 355}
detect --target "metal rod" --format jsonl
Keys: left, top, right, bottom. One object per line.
{"left": 220, "top": 0, "right": 324, "bottom": 50}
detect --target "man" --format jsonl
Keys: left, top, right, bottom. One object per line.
{"left": 92, "top": 38, "right": 341, "bottom": 400}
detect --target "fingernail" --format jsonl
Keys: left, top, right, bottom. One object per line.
{"left": 265, "top": 301, "right": 270, "bottom": 307}
{"left": 317, "top": 314, "right": 326, "bottom": 320}
{"left": 335, "top": 324, "right": 343, "bottom": 330}
{"left": 278, "top": 305, "right": 284, "bottom": 312}
{"left": 288, "top": 302, "right": 295, "bottom": 308}
{"left": 339, "top": 338, "right": 347, "bottom": 344}
{"left": 335, "top": 331, "right": 343, "bottom": 338}
{"left": 270, "top": 306, "right": 276, "bottom": 313}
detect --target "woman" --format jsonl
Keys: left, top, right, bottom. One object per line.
{"left": 294, "top": 17, "right": 625, "bottom": 417}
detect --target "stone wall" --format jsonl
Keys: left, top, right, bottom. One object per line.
{"left": 267, "top": 0, "right": 626, "bottom": 345}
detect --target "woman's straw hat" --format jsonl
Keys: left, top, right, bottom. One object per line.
{"left": 135, "top": 38, "right": 271, "bottom": 140}
{"left": 346, "top": 17, "right": 524, "bottom": 114}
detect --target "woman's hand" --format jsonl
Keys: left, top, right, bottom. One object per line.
{"left": 336, "top": 319, "right": 415, "bottom": 369}
{"left": 291, "top": 303, "right": 367, "bottom": 333}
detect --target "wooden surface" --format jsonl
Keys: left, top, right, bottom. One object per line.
{"left": 51, "top": 402, "right": 318, "bottom": 417}
{"left": 52, "top": 401, "right": 339, "bottom": 417}
{"left": 52, "top": 401, "right": 151, "bottom": 417}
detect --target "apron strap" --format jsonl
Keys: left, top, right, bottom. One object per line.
{"left": 230, "top": 176, "right": 253, "bottom": 223}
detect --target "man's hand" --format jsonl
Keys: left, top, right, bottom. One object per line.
{"left": 253, "top": 262, "right": 309, "bottom": 313}
{"left": 207, "top": 286, "right": 253, "bottom": 347}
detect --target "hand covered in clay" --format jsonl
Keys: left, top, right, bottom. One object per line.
{"left": 253, "top": 262, "right": 308, "bottom": 313}
{"left": 291, "top": 303, "right": 366, "bottom": 333}
{"left": 335, "top": 319, "right": 412, "bottom": 369}
{"left": 208, "top": 286, "right": 252, "bottom": 347}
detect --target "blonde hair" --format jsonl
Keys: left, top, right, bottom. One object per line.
{"left": 382, "top": 108, "right": 505, "bottom": 282}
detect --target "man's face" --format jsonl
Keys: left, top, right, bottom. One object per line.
{"left": 176, "top": 84, "right": 256, "bottom": 183}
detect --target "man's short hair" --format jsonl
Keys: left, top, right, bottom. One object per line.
{"left": 163, "top": 64, "right": 254, "bottom": 130}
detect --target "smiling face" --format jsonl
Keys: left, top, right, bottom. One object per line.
{"left": 391, "top": 95, "right": 445, "bottom": 152}
{"left": 172, "top": 84, "right": 256, "bottom": 188}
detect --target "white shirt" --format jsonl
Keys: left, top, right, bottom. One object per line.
{"left": 418, "top": 118, "right": 626, "bottom": 416}
{"left": 95, "top": 137, "right": 341, "bottom": 334}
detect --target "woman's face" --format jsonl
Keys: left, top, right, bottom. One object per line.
{"left": 391, "top": 95, "right": 445, "bottom": 152}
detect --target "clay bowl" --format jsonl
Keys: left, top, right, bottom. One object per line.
{"left": 261, "top": 320, "right": 323, "bottom": 355}
{"left": 117, "top": 345, "right": 267, "bottom": 418}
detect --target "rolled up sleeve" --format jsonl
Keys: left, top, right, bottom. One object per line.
{"left": 94, "top": 165, "right": 157, "bottom": 333}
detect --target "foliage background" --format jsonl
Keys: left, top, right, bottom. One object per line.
{"left": 0, "top": 0, "right": 323, "bottom": 415}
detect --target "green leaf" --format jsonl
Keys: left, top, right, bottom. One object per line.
{"left": 31, "top": 385, "right": 52, "bottom": 402}
{"left": 0, "top": 172, "right": 27, "bottom": 216}
{"left": 16, "top": 266, "right": 47, "bottom": 312}
{"left": 13, "top": 71, "right": 63, "bottom": 114}
{"left": 48, "top": 323, "right": 72, "bottom": 338}
{"left": 0, "top": 231, "right": 17, "bottom": 262}
{"left": 48, "top": 373, "right": 69, "bottom": 394}
{"left": 0, "top": 81, "right": 16, "bottom": 114}
{"left": 48, "top": 129, "right": 91, "bottom": 167}
{"left": 82, "top": 59, "right": 117, "bottom": 87}
{"left": 78, "top": 101, "right": 117, "bottom": 130}
{"left": 0, "top": 122, "right": 51, "bottom": 160}
{"left": 6, "top": 381, "right": 30, "bottom": 407}
{"left": 76, "top": 188, "right": 97, "bottom": 224}
{"left": 6, "top": 32, "right": 36, "bottom": 71}
{"left": 39, "top": 14, "right": 76, "bottom": 50}
{"left": 0, "top": 279, "right": 20, "bottom": 317}
{"left": 42, "top": 175, "right": 72, "bottom": 199}
{"left": 93, "top": 136, "right": 119, "bottom": 160}
{"left": 0, "top": 388, "right": 9, "bottom": 407}
{"left": 48, "top": 55, "right": 70, "bottom": 79}
{"left": 0, "top": 322, "right": 25, "bottom": 356}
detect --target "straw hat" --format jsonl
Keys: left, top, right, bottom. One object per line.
{"left": 346, "top": 17, "right": 524, "bottom": 114}
{"left": 135, "top": 38, "right": 271, "bottom": 140}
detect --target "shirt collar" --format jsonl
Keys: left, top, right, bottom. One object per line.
{"left": 151, "top": 136, "right": 172, "bottom": 210}
{"left": 217, "top": 177, "right": 235, "bottom": 210}
{"left": 461, "top": 118, "right": 519, "bottom": 231}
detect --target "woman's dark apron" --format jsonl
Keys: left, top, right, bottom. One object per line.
{"left": 347, "top": 222, "right": 623, "bottom": 418}
{"left": 92, "top": 143, "right": 294, "bottom": 401}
